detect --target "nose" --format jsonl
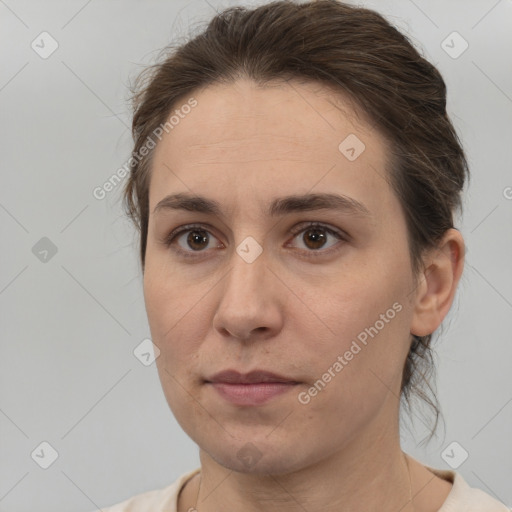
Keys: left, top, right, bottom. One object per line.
{"left": 212, "top": 243, "right": 284, "bottom": 342}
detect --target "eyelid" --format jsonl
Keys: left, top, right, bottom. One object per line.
{"left": 288, "top": 221, "right": 347, "bottom": 240}
{"left": 164, "top": 222, "right": 219, "bottom": 244}
{"left": 285, "top": 221, "right": 347, "bottom": 257}
{"left": 163, "top": 223, "right": 223, "bottom": 259}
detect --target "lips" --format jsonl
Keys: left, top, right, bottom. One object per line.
{"left": 205, "top": 369, "right": 299, "bottom": 384}
{"left": 205, "top": 370, "right": 299, "bottom": 406}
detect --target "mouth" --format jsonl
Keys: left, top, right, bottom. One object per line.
{"left": 204, "top": 369, "right": 300, "bottom": 406}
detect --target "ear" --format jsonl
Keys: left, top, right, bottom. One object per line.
{"left": 410, "top": 228, "right": 465, "bottom": 337}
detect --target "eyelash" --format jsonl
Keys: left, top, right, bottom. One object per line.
{"left": 163, "top": 222, "right": 347, "bottom": 260}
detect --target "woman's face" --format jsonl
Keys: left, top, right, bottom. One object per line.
{"left": 144, "top": 78, "right": 419, "bottom": 474}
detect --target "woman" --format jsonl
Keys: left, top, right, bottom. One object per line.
{"left": 103, "top": 1, "right": 509, "bottom": 510}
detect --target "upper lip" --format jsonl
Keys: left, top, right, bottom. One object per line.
{"left": 206, "top": 370, "right": 298, "bottom": 384}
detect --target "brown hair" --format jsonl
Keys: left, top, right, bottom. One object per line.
{"left": 123, "top": 0, "right": 469, "bottom": 442}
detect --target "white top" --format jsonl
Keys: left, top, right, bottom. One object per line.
{"left": 93, "top": 463, "right": 510, "bottom": 512}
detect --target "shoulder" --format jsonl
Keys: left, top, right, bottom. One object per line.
{"left": 89, "top": 468, "right": 201, "bottom": 512}
{"left": 429, "top": 466, "right": 510, "bottom": 512}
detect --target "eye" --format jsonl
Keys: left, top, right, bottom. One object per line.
{"left": 287, "top": 222, "right": 346, "bottom": 256}
{"left": 163, "top": 223, "right": 223, "bottom": 258}
{"left": 162, "top": 222, "right": 347, "bottom": 259}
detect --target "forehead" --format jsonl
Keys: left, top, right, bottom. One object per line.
{"left": 162, "top": 78, "right": 377, "bottom": 153}
{"left": 149, "top": 78, "right": 394, "bottom": 218}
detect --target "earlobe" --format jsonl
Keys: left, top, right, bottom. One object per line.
{"left": 410, "top": 228, "right": 465, "bottom": 337}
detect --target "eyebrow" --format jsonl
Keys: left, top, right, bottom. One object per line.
{"left": 153, "top": 192, "right": 372, "bottom": 219}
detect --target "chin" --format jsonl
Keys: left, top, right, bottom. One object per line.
{"left": 201, "top": 434, "right": 319, "bottom": 476}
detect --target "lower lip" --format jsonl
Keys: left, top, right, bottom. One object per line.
{"left": 207, "top": 382, "right": 298, "bottom": 406}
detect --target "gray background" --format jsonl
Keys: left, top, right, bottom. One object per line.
{"left": 1, "top": 0, "right": 511, "bottom": 510}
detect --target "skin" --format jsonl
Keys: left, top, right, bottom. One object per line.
{"left": 143, "top": 77, "right": 465, "bottom": 512}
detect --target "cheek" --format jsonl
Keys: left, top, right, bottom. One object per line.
{"left": 302, "top": 258, "right": 409, "bottom": 338}
{"left": 297, "top": 299, "right": 412, "bottom": 434}
{"left": 144, "top": 266, "right": 192, "bottom": 363}
{"left": 300, "top": 256, "right": 414, "bottom": 390}
{"left": 144, "top": 257, "right": 195, "bottom": 333}
{"left": 144, "top": 261, "right": 218, "bottom": 382}
{"left": 145, "top": 269, "right": 205, "bottom": 422}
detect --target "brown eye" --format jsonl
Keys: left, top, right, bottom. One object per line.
{"left": 164, "top": 224, "right": 223, "bottom": 258}
{"left": 302, "top": 227, "right": 328, "bottom": 250}
{"left": 289, "top": 222, "right": 345, "bottom": 254}
{"left": 164, "top": 222, "right": 346, "bottom": 260}
{"left": 186, "top": 229, "right": 210, "bottom": 251}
